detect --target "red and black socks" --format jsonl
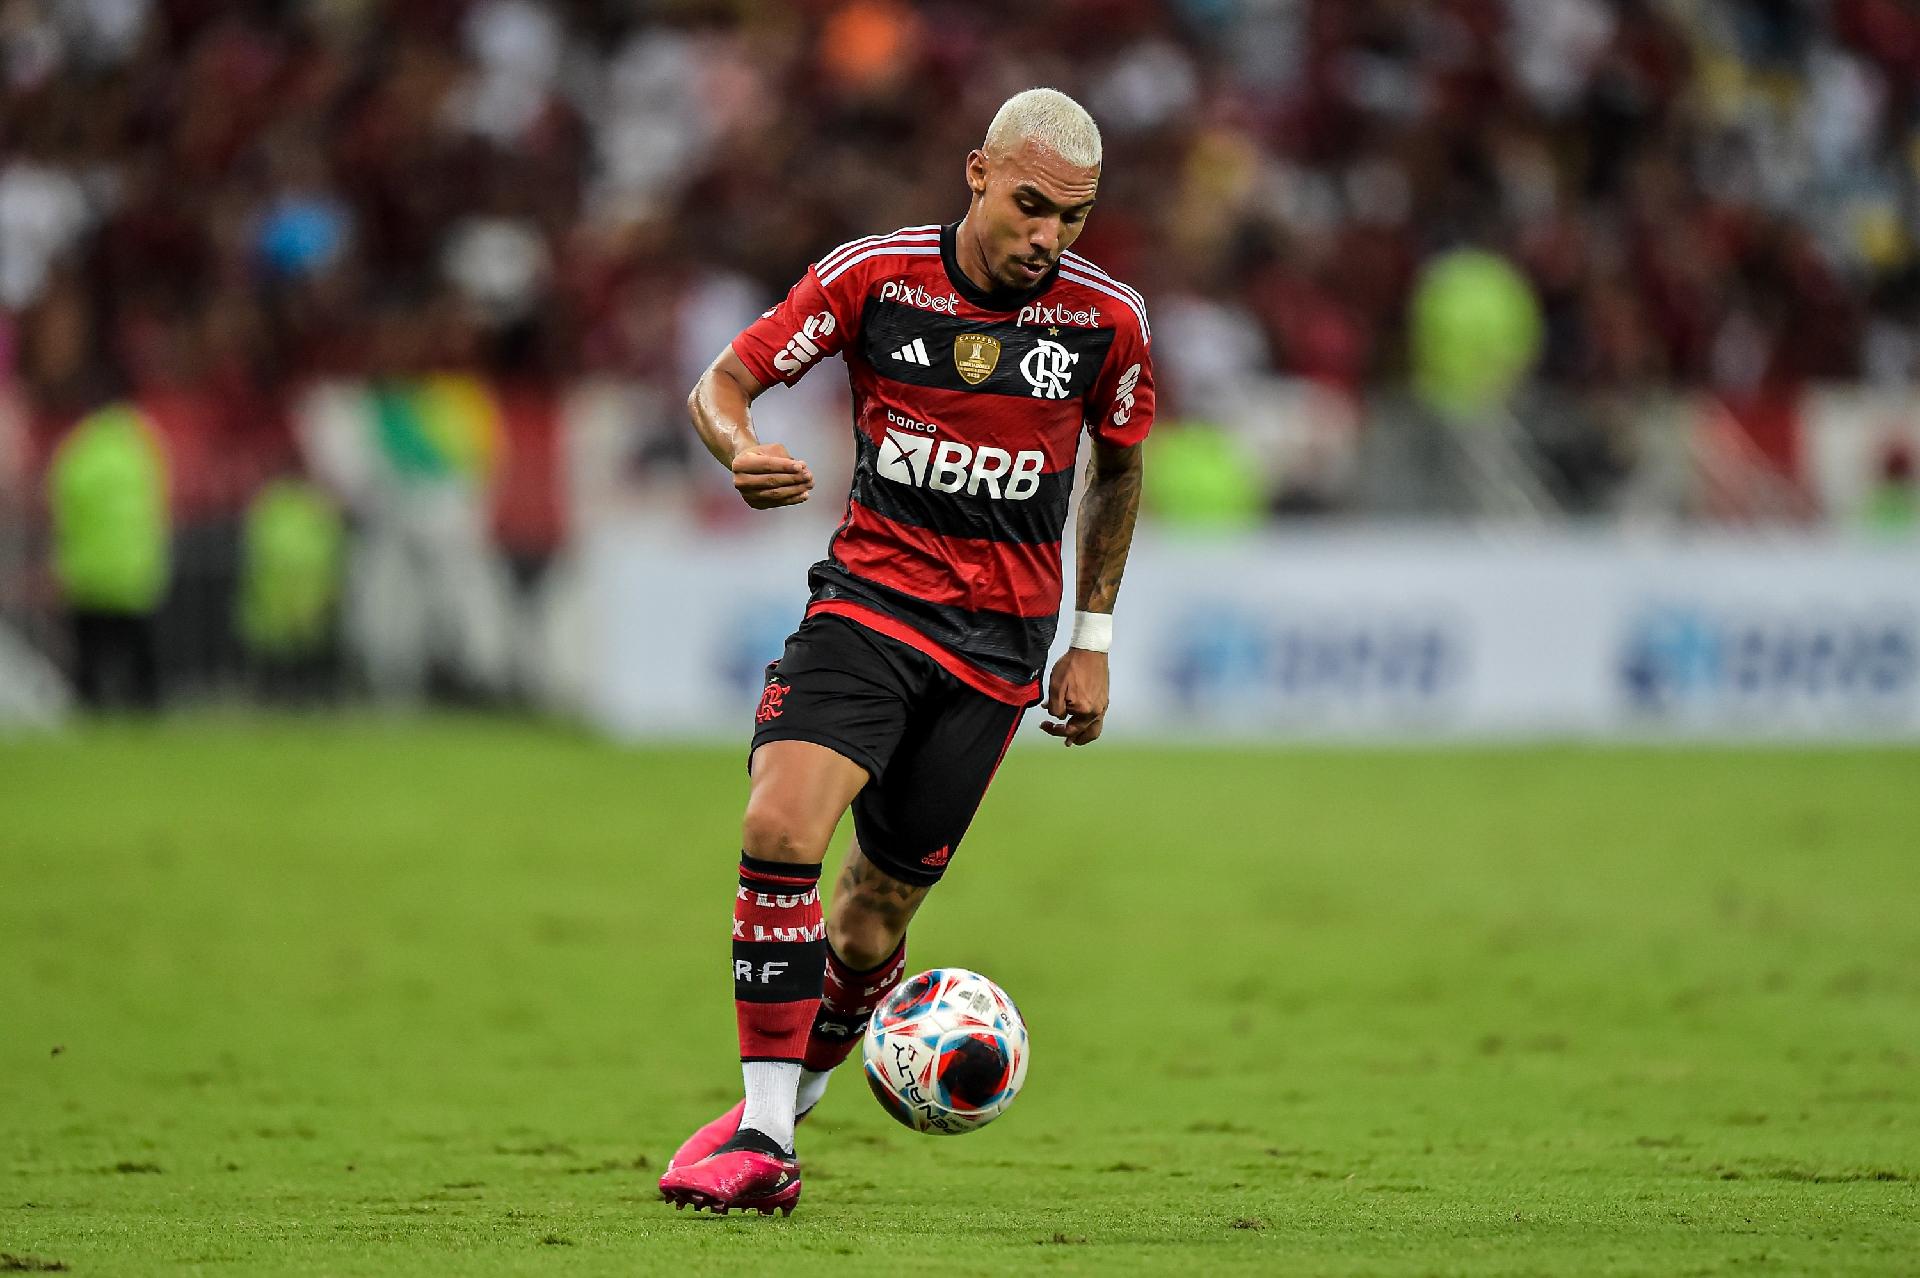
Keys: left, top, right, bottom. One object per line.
{"left": 796, "top": 938, "right": 908, "bottom": 1116}
{"left": 733, "top": 854, "right": 826, "bottom": 1152}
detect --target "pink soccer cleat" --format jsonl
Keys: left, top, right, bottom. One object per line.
{"left": 666, "top": 1100, "right": 747, "bottom": 1173}
{"left": 665, "top": 1099, "right": 817, "bottom": 1173}
{"left": 658, "top": 1133, "right": 801, "bottom": 1217}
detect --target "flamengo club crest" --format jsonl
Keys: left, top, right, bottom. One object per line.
{"left": 1019, "top": 338, "right": 1079, "bottom": 399}
{"left": 953, "top": 333, "right": 1001, "bottom": 385}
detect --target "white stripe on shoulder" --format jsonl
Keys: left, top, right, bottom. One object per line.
{"left": 816, "top": 225, "right": 939, "bottom": 274}
{"left": 818, "top": 245, "right": 941, "bottom": 286}
{"left": 1058, "top": 269, "right": 1151, "bottom": 342}
{"left": 1061, "top": 251, "right": 1148, "bottom": 311}
{"left": 815, "top": 225, "right": 941, "bottom": 276}
{"left": 1060, "top": 253, "right": 1150, "bottom": 326}
{"left": 1059, "top": 249, "right": 1111, "bottom": 278}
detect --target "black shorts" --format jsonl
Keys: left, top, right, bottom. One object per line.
{"left": 749, "top": 614, "right": 1031, "bottom": 886}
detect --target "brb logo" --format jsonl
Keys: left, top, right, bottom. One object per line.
{"left": 772, "top": 311, "right": 836, "bottom": 376}
{"left": 1618, "top": 605, "right": 1918, "bottom": 717}
{"left": 880, "top": 280, "right": 960, "bottom": 314}
{"left": 1019, "top": 338, "right": 1079, "bottom": 399}
{"left": 876, "top": 410, "right": 1044, "bottom": 500}
{"left": 1163, "top": 604, "right": 1461, "bottom": 719}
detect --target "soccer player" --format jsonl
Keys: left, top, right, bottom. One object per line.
{"left": 658, "top": 87, "right": 1154, "bottom": 1216}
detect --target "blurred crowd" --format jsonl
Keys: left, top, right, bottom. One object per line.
{"left": 5, "top": 0, "right": 1920, "bottom": 708}
{"left": 7, "top": 1, "right": 1920, "bottom": 403}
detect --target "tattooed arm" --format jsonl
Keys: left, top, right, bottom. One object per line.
{"left": 1074, "top": 439, "right": 1144, "bottom": 614}
{"left": 1041, "top": 438, "right": 1144, "bottom": 747}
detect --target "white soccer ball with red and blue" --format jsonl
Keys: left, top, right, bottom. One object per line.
{"left": 862, "top": 967, "right": 1028, "bottom": 1135}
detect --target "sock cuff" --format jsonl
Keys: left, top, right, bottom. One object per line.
{"left": 739, "top": 853, "right": 823, "bottom": 887}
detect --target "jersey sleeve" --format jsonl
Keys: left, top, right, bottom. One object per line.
{"left": 1085, "top": 315, "right": 1154, "bottom": 448}
{"left": 730, "top": 263, "right": 863, "bottom": 389}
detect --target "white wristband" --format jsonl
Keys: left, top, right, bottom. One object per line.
{"left": 1069, "top": 611, "right": 1113, "bottom": 653}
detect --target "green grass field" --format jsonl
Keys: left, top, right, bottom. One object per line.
{"left": 2, "top": 719, "right": 1917, "bottom": 1276}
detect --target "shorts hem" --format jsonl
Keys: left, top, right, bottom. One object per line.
{"left": 846, "top": 820, "right": 951, "bottom": 888}
{"left": 750, "top": 727, "right": 883, "bottom": 784}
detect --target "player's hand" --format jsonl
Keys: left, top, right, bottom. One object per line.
{"left": 731, "top": 442, "right": 813, "bottom": 509}
{"left": 1040, "top": 648, "right": 1109, "bottom": 747}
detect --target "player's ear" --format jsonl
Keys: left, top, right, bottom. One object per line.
{"left": 965, "top": 149, "right": 989, "bottom": 198}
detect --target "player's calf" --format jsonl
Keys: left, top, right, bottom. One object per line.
{"left": 827, "top": 841, "right": 933, "bottom": 965}
{"left": 826, "top": 898, "right": 910, "bottom": 972}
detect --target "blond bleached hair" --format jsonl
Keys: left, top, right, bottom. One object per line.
{"left": 984, "top": 88, "right": 1102, "bottom": 168}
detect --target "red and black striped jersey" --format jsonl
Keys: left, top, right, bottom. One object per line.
{"left": 731, "top": 222, "right": 1155, "bottom": 706}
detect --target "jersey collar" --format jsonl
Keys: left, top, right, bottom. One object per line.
{"left": 941, "top": 220, "right": 1059, "bottom": 312}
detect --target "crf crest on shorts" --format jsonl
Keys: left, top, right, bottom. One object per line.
{"left": 756, "top": 678, "right": 791, "bottom": 724}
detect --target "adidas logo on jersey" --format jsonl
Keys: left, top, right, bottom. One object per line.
{"left": 890, "top": 337, "right": 933, "bottom": 366}
{"left": 876, "top": 429, "right": 1044, "bottom": 501}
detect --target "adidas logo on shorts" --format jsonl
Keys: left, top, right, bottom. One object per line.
{"left": 890, "top": 338, "right": 932, "bottom": 366}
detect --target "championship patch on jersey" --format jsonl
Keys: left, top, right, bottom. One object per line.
{"left": 953, "top": 334, "right": 1001, "bottom": 385}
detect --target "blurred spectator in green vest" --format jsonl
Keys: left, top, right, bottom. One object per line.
{"left": 1862, "top": 441, "right": 1917, "bottom": 534}
{"left": 1144, "top": 419, "right": 1264, "bottom": 531}
{"left": 237, "top": 477, "right": 345, "bottom": 701}
{"left": 47, "top": 402, "right": 170, "bottom": 709}
{"left": 1410, "top": 249, "right": 1544, "bottom": 421}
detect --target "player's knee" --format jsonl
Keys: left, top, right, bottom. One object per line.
{"left": 740, "top": 794, "right": 829, "bottom": 864}
{"left": 826, "top": 904, "right": 899, "bottom": 971}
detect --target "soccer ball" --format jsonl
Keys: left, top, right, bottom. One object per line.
{"left": 862, "top": 967, "right": 1028, "bottom": 1135}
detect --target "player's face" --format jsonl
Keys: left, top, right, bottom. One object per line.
{"left": 965, "top": 141, "right": 1099, "bottom": 290}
